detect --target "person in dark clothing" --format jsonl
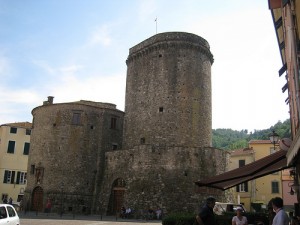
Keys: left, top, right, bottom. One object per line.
{"left": 196, "top": 196, "right": 217, "bottom": 225}
{"left": 268, "top": 199, "right": 276, "bottom": 225}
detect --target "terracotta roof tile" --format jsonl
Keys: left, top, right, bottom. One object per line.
{"left": 1, "top": 122, "right": 32, "bottom": 129}
{"left": 248, "top": 140, "right": 272, "bottom": 144}
{"left": 230, "top": 147, "right": 254, "bottom": 156}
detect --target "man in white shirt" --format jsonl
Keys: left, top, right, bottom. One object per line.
{"left": 271, "top": 197, "right": 289, "bottom": 225}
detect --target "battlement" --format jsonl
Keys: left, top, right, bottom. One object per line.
{"left": 127, "top": 32, "right": 213, "bottom": 64}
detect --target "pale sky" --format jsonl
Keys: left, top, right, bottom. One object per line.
{"left": 0, "top": 0, "right": 289, "bottom": 131}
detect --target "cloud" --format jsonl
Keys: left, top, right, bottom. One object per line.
{"left": 32, "top": 59, "right": 56, "bottom": 75}
{"left": 48, "top": 72, "right": 126, "bottom": 111}
{"left": 59, "top": 64, "right": 84, "bottom": 74}
{"left": 85, "top": 25, "right": 112, "bottom": 47}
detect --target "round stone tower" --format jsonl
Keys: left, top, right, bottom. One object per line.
{"left": 25, "top": 98, "right": 124, "bottom": 214}
{"left": 99, "top": 33, "right": 227, "bottom": 215}
{"left": 123, "top": 32, "right": 213, "bottom": 149}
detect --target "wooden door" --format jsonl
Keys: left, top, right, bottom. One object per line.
{"left": 32, "top": 186, "right": 43, "bottom": 212}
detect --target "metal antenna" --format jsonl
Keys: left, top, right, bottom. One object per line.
{"left": 155, "top": 17, "right": 157, "bottom": 34}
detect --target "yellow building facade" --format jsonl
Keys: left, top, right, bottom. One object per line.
{"left": 249, "top": 140, "right": 283, "bottom": 209}
{"left": 230, "top": 140, "right": 284, "bottom": 211}
{"left": 0, "top": 122, "right": 31, "bottom": 204}
{"left": 229, "top": 147, "right": 255, "bottom": 211}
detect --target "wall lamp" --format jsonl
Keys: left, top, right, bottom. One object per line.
{"left": 269, "top": 130, "right": 279, "bottom": 150}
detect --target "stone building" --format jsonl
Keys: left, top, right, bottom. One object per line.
{"left": 25, "top": 32, "right": 227, "bottom": 215}
{"left": 25, "top": 97, "right": 124, "bottom": 213}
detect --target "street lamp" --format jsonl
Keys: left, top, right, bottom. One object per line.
{"left": 269, "top": 130, "right": 279, "bottom": 150}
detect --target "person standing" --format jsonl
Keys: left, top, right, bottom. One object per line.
{"left": 196, "top": 196, "right": 217, "bottom": 225}
{"left": 271, "top": 197, "right": 289, "bottom": 225}
{"left": 232, "top": 206, "right": 248, "bottom": 225}
{"left": 45, "top": 198, "right": 52, "bottom": 214}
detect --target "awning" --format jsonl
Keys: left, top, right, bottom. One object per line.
{"left": 195, "top": 150, "right": 292, "bottom": 190}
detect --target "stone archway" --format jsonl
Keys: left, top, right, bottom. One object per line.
{"left": 31, "top": 186, "right": 43, "bottom": 212}
{"left": 108, "top": 178, "right": 126, "bottom": 215}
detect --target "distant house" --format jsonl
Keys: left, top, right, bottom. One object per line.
{"left": 229, "top": 140, "right": 296, "bottom": 211}
{"left": 0, "top": 122, "right": 32, "bottom": 204}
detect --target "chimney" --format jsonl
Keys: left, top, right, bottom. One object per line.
{"left": 47, "top": 96, "right": 54, "bottom": 104}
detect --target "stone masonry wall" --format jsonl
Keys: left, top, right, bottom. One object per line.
{"left": 100, "top": 145, "right": 228, "bottom": 214}
{"left": 123, "top": 32, "right": 214, "bottom": 149}
{"left": 25, "top": 101, "right": 124, "bottom": 213}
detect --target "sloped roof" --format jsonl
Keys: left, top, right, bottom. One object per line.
{"left": 1, "top": 122, "right": 32, "bottom": 129}
{"left": 195, "top": 150, "right": 291, "bottom": 190}
{"left": 248, "top": 140, "right": 272, "bottom": 144}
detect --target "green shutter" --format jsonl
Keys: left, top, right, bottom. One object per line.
{"left": 23, "top": 143, "right": 30, "bottom": 155}
{"left": 16, "top": 172, "right": 20, "bottom": 184}
{"left": 11, "top": 171, "right": 15, "bottom": 184}
{"left": 7, "top": 141, "right": 15, "bottom": 153}
{"left": 3, "top": 170, "right": 8, "bottom": 183}
{"left": 245, "top": 182, "right": 248, "bottom": 192}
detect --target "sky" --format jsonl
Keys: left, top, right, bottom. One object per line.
{"left": 0, "top": 0, "right": 290, "bottom": 131}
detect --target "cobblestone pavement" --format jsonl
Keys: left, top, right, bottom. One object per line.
{"left": 20, "top": 218, "right": 162, "bottom": 225}
{"left": 19, "top": 212, "right": 162, "bottom": 225}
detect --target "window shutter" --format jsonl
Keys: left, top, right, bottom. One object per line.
{"left": 16, "top": 172, "right": 20, "bottom": 184}
{"left": 7, "top": 141, "right": 15, "bottom": 153}
{"left": 236, "top": 185, "right": 240, "bottom": 192}
{"left": 11, "top": 171, "right": 15, "bottom": 184}
{"left": 3, "top": 170, "right": 8, "bottom": 183}
{"left": 23, "top": 143, "right": 30, "bottom": 155}
{"left": 245, "top": 182, "right": 248, "bottom": 192}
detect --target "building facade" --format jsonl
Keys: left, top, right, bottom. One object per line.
{"left": 229, "top": 140, "right": 297, "bottom": 212}
{"left": 0, "top": 122, "right": 32, "bottom": 204}
{"left": 25, "top": 32, "right": 228, "bottom": 215}
{"left": 268, "top": 0, "right": 300, "bottom": 214}
{"left": 248, "top": 140, "right": 283, "bottom": 208}
{"left": 229, "top": 147, "right": 255, "bottom": 211}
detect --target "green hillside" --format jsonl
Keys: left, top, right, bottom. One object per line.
{"left": 212, "top": 119, "right": 291, "bottom": 150}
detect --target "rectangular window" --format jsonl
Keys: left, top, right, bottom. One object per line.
{"left": 112, "top": 144, "right": 118, "bottom": 150}
{"left": 111, "top": 117, "right": 117, "bottom": 129}
{"left": 10, "top": 127, "right": 17, "bottom": 134}
{"left": 26, "top": 129, "right": 31, "bottom": 135}
{"left": 3, "top": 170, "right": 15, "bottom": 184}
{"left": 16, "top": 172, "right": 27, "bottom": 184}
{"left": 7, "top": 141, "right": 15, "bottom": 154}
{"left": 236, "top": 182, "right": 248, "bottom": 192}
{"left": 272, "top": 181, "right": 279, "bottom": 193}
{"left": 23, "top": 142, "right": 30, "bottom": 155}
{"left": 72, "top": 112, "right": 81, "bottom": 125}
{"left": 30, "top": 165, "right": 35, "bottom": 175}
{"left": 239, "top": 160, "right": 245, "bottom": 167}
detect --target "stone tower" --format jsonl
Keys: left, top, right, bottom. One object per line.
{"left": 123, "top": 32, "right": 214, "bottom": 149}
{"left": 100, "top": 32, "right": 226, "bottom": 214}
{"left": 25, "top": 32, "right": 227, "bottom": 216}
{"left": 25, "top": 98, "right": 124, "bottom": 213}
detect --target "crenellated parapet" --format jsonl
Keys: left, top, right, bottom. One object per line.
{"left": 126, "top": 32, "right": 214, "bottom": 64}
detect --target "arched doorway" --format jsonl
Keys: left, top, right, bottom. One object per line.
{"left": 108, "top": 178, "right": 126, "bottom": 214}
{"left": 32, "top": 186, "right": 43, "bottom": 212}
